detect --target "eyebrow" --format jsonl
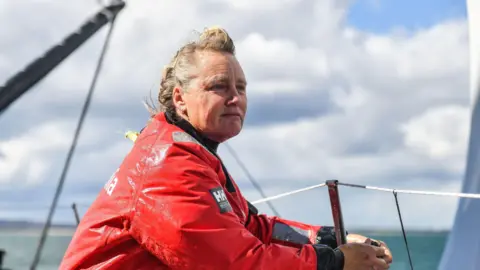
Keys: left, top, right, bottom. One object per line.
{"left": 237, "top": 78, "right": 247, "bottom": 86}
{"left": 207, "top": 74, "right": 227, "bottom": 83}
{"left": 206, "top": 75, "right": 247, "bottom": 86}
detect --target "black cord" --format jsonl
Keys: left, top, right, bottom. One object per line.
{"left": 393, "top": 190, "right": 414, "bottom": 270}
{"left": 29, "top": 15, "right": 119, "bottom": 270}
{"left": 71, "top": 203, "right": 81, "bottom": 225}
{"left": 224, "top": 142, "right": 281, "bottom": 217}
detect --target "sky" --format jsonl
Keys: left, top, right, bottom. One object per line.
{"left": 0, "top": 0, "right": 473, "bottom": 231}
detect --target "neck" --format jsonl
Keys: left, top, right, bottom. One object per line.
{"left": 165, "top": 111, "right": 219, "bottom": 152}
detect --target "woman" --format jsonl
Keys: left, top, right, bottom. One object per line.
{"left": 60, "top": 27, "right": 392, "bottom": 270}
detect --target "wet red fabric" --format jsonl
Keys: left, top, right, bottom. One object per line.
{"left": 60, "top": 113, "right": 323, "bottom": 269}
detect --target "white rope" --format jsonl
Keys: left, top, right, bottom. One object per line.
{"left": 338, "top": 182, "right": 480, "bottom": 199}
{"left": 250, "top": 181, "right": 480, "bottom": 205}
{"left": 250, "top": 183, "right": 326, "bottom": 205}
{"left": 67, "top": 181, "right": 480, "bottom": 209}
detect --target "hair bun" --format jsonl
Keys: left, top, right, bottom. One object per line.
{"left": 199, "top": 26, "right": 235, "bottom": 54}
{"left": 200, "top": 26, "right": 227, "bottom": 40}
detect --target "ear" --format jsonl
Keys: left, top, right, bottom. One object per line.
{"left": 172, "top": 86, "right": 187, "bottom": 113}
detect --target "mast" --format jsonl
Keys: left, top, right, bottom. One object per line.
{"left": 439, "top": 1, "right": 480, "bottom": 269}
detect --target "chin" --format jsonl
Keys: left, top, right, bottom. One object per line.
{"left": 216, "top": 126, "right": 242, "bottom": 142}
{"left": 229, "top": 122, "right": 242, "bottom": 134}
{"left": 229, "top": 128, "right": 242, "bottom": 138}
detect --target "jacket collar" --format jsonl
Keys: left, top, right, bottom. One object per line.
{"left": 159, "top": 111, "right": 220, "bottom": 153}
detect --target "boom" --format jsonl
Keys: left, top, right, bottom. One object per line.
{"left": 0, "top": 1, "right": 126, "bottom": 115}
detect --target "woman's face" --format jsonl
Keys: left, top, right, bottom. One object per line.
{"left": 173, "top": 50, "right": 247, "bottom": 142}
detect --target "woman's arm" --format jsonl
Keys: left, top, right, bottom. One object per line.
{"left": 244, "top": 201, "right": 342, "bottom": 249}
{"left": 129, "top": 144, "right": 344, "bottom": 270}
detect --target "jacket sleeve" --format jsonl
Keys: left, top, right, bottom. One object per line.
{"left": 245, "top": 202, "right": 322, "bottom": 247}
{"left": 245, "top": 202, "right": 348, "bottom": 251}
{"left": 128, "top": 143, "right": 344, "bottom": 270}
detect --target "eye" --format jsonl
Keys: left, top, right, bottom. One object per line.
{"left": 210, "top": 84, "right": 227, "bottom": 91}
{"left": 237, "top": 85, "right": 246, "bottom": 93}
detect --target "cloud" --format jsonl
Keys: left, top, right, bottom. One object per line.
{"left": 0, "top": 0, "right": 472, "bottom": 231}
{"left": 0, "top": 121, "right": 71, "bottom": 186}
{"left": 401, "top": 105, "right": 469, "bottom": 171}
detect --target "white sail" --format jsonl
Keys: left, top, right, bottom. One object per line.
{"left": 438, "top": 0, "right": 480, "bottom": 269}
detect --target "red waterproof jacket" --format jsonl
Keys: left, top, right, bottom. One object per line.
{"left": 60, "top": 112, "right": 344, "bottom": 269}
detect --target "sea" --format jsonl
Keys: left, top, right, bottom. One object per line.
{"left": 0, "top": 230, "right": 447, "bottom": 270}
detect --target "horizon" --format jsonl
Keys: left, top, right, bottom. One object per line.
{"left": 0, "top": 217, "right": 454, "bottom": 233}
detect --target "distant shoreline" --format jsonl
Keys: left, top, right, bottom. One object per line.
{"left": 0, "top": 219, "right": 451, "bottom": 237}
{"left": 0, "top": 227, "right": 76, "bottom": 236}
{"left": 0, "top": 227, "right": 450, "bottom": 237}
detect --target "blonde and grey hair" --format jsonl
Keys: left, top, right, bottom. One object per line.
{"left": 145, "top": 26, "right": 236, "bottom": 119}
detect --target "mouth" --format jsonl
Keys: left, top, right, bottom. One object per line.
{"left": 222, "top": 113, "right": 242, "bottom": 118}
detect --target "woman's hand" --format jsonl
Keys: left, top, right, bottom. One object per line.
{"left": 347, "top": 233, "right": 393, "bottom": 264}
{"left": 338, "top": 242, "right": 390, "bottom": 270}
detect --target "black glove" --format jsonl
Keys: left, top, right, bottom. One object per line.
{"left": 311, "top": 244, "right": 344, "bottom": 270}
{"left": 315, "top": 226, "right": 348, "bottom": 249}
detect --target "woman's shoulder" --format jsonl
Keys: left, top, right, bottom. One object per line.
{"left": 124, "top": 117, "right": 218, "bottom": 169}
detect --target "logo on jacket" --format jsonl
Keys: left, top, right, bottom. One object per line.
{"left": 209, "top": 187, "right": 232, "bottom": 213}
{"left": 104, "top": 169, "right": 119, "bottom": 196}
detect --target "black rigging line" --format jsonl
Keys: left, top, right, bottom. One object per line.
{"left": 29, "top": 9, "right": 122, "bottom": 270}
{"left": 71, "top": 203, "right": 81, "bottom": 225}
{"left": 393, "top": 191, "right": 414, "bottom": 270}
{"left": 224, "top": 142, "right": 281, "bottom": 217}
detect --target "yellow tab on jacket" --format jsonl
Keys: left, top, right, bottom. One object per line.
{"left": 125, "top": 130, "right": 139, "bottom": 142}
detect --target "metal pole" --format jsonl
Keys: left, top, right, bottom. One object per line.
{"left": 326, "top": 180, "right": 347, "bottom": 245}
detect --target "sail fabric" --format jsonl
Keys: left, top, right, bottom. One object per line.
{"left": 439, "top": 1, "right": 480, "bottom": 269}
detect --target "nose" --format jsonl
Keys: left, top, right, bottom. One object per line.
{"left": 226, "top": 85, "right": 241, "bottom": 105}
{"left": 228, "top": 94, "right": 240, "bottom": 104}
